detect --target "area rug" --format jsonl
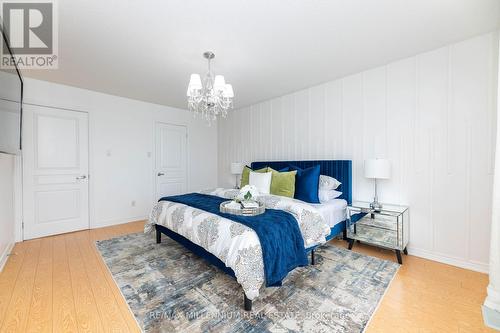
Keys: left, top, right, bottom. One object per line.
{"left": 96, "top": 232, "right": 399, "bottom": 333}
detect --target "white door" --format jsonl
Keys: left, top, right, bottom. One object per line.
{"left": 23, "top": 104, "right": 89, "bottom": 239}
{"left": 155, "top": 122, "right": 187, "bottom": 200}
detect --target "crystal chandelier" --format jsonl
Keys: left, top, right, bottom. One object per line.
{"left": 187, "top": 51, "right": 234, "bottom": 124}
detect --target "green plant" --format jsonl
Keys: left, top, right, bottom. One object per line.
{"left": 244, "top": 191, "right": 252, "bottom": 200}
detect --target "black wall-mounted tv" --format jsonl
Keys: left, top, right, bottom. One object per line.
{"left": 0, "top": 21, "right": 23, "bottom": 155}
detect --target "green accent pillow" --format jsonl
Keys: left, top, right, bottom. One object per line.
{"left": 269, "top": 168, "right": 297, "bottom": 198}
{"left": 240, "top": 166, "right": 268, "bottom": 188}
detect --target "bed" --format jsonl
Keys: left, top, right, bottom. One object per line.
{"left": 146, "top": 160, "right": 352, "bottom": 311}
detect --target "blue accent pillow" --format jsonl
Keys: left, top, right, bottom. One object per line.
{"left": 288, "top": 164, "right": 321, "bottom": 203}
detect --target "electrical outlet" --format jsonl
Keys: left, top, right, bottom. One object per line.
{"left": 131, "top": 200, "right": 136, "bottom": 207}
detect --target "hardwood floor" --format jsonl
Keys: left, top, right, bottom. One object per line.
{"left": 0, "top": 221, "right": 142, "bottom": 333}
{"left": 0, "top": 221, "right": 494, "bottom": 332}
{"left": 330, "top": 239, "right": 495, "bottom": 333}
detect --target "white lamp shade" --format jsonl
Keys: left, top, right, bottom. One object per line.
{"left": 364, "top": 159, "right": 391, "bottom": 179}
{"left": 230, "top": 162, "right": 244, "bottom": 175}
{"left": 188, "top": 74, "right": 202, "bottom": 89}
{"left": 213, "top": 75, "right": 226, "bottom": 92}
{"left": 223, "top": 84, "right": 234, "bottom": 98}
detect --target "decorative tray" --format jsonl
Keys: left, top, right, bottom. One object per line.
{"left": 220, "top": 200, "right": 265, "bottom": 216}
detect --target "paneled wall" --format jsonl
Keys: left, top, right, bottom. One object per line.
{"left": 218, "top": 32, "right": 499, "bottom": 272}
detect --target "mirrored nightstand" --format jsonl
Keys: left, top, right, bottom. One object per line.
{"left": 347, "top": 201, "right": 409, "bottom": 264}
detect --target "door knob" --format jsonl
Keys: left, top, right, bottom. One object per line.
{"left": 157, "top": 172, "right": 165, "bottom": 176}
{"left": 76, "top": 175, "right": 87, "bottom": 180}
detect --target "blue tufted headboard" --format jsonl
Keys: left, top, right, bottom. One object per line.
{"left": 250, "top": 160, "right": 352, "bottom": 205}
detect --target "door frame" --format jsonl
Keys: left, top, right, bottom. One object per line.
{"left": 20, "top": 102, "right": 91, "bottom": 241}
{"left": 153, "top": 121, "right": 189, "bottom": 201}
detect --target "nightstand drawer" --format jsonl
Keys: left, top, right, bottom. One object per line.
{"left": 348, "top": 213, "right": 403, "bottom": 249}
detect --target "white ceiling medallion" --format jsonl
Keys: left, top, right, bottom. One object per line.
{"left": 187, "top": 51, "right": 234, "bottom": 125}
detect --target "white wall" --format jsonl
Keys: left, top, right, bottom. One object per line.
{"left": 0, "top": 71, "right": 22, "bottom": 155}
{"left": 20, "top": 78, "right": 218, "bottom": 230}
{"left": 0, "top": 105, "right": 21, "bottom": 155}
{"left": 218, "top": 32, "right": 499, "bottom": 273}
{"left": 0, "top": 153, "right": 15, "bottom": 271}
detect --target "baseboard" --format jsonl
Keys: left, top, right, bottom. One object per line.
{"left": 0, "top": 243, "right": 15, "bottom": 272}
{"left": 408, "top": 246, "right": 489, "bottom": 274}
{"left": 483, "top": 305, "right": 500, "bottom": 330}
{"left": 91, "top": 216, "right": 147, "bottom": 229}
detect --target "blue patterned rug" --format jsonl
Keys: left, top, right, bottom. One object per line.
{"left": 96, "top": 233, "right": 399, "bottom": 333}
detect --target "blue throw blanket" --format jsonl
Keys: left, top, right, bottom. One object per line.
{"left": 159, "top": 193, "right": 308, "bottom": 287}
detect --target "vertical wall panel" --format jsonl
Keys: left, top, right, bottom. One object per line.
{"left": 385, "top": 58, "right": 416, "bottom": 206}
{"left": 455, "top": 34, "right": 495, "bottom": 264}
{"left": 363, "top": 67, "right": 387, "bottom": 159}
{"left": 260, "top": 101, "right": 272, "bottom": 161}
{"left": 325, "top": 81, "right": 342, "bottom": 159}
{"left": 219, "top": 32, "right": 498, "bottom": 272}
{"left": 361, "top": 67, "right": 387, "bottom": 202}
{"left": 416, "top": 47, "right": 450, "bottom": 254}
{"left": 294, "top": 90, "right": 310, "bottom": 159}
{"left": 342, "top": 74, "right": 364, "bottom": 197}
{"left": 310, "top": 85, "right": 326, "bottom": 159}
{"left": 282, "top": 94, "right": 295, "bottom": 159}
{"left": 241, "top": 108, "right": 251, "bottom": 164}
{"left": 250, "top": 105, "right": 256, "bottom": 160}
{"left": 234, "top": 107, "right": 242, "bottom": 164}
{"left": 271, "top": 98, "right": 283, "bottom": 160}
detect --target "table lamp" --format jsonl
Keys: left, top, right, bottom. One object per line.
{"left": 364, "top": 159, "right": 390, "bottom": 211}
{"left": 230, "top": 162, "right": 244, "bottom": 189}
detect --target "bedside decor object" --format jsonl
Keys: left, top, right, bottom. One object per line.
{"left": 230, "top": 162, "right": 244, "bottom": 189}
{"left": 236, "top": 185, "right": 260, "bottom": 201}
{"left": 221, "top": 185, "right": 265, "bottom": 216}
{"left": 220, "top": 200, "right": 265, "bottom": 216}
{"left": 364, "top": 159, "right": 390, "bottom": 211}
{"left": 347, "top": 201, "right": 409, "bottom": 264}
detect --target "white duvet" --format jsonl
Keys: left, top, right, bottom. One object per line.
{"left": 144, "top": 188, "right": 330, "bottom": 300}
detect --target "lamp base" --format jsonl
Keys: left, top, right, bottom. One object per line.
{"left": 370, "top": 179, "right": 383, "bottom": 212}
{"left": 370, "top": 201, "right": 383, "bottom": 212}
{"left": 234, "top": 175, "right": 240, "bottom": 189}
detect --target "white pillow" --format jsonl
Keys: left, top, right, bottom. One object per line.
{"left": 318, "top": 189, "right": 342, "bottom": 203}
{"left": 249, "top": 171, "right": 272, "bottom": 195}
{"left": 319, "top": 175, "right": 341, "bottom": 190}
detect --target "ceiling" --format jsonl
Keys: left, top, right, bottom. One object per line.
{"left": 21, "top": 0, "right": 500, "bottom": 110}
